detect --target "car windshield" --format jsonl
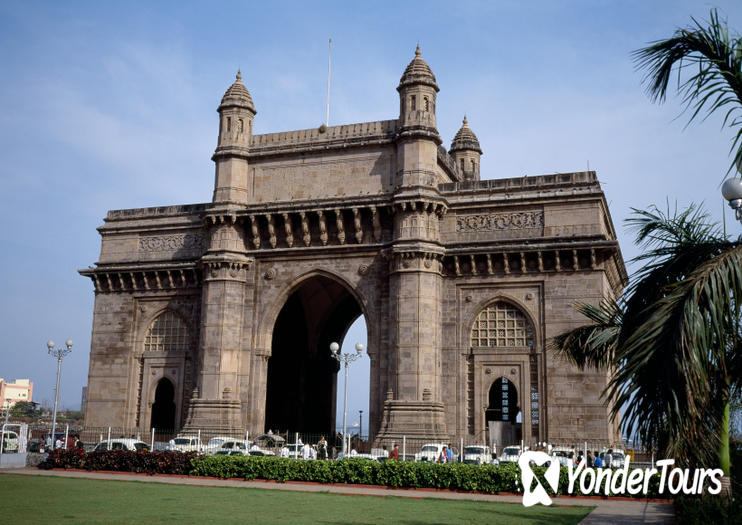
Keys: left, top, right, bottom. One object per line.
{"left": 613, "top": 453, "right": 624, "bottom": 459}
{"left": 421, "top": 446, "right": 438, "bottom": 452}
{"left": 208, "top": 438, "right": 225, "bottom": 447}
{"left": 465, "top": 447, "right": 485, "bottom": 454}
{"left": 134, "top": 443, "right": 148, "bottom": 451}
{"left": 173, "top": 438, "right": 192, "bottom": 445}
{"left": 503, "top": 447, "right": 520, "bottom": 456}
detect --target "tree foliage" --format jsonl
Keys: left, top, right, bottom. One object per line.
{"left": 552, "top": 204, "right": 742, "bottom": 469}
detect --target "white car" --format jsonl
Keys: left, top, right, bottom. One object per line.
{"left": 210, "top": 439, "right": 249, "bottom": 455}
{"left": 414, "top": 443, "right": 447, "bottom": 462}
{"left": 463, "top": 445, "right": 493, "bottom": 465}
{"left": 1, "top": 430, "right": 19, "bottom": 452}
{"left": 550, "top": 447, "right": 575, "bottom": 467}
{"left": 499, "top": 445, "right": 523, "bottom": 463}
{"left": 94, "top": 439, "right": 150, "bottom": 451}
{"left": 599, "top": 448, "right": 626, "bottom": 468}
{"left": 203, "top": 436, "right": 238, "bottom": 454}
{"left": 249, "top": 444, "right": 275, "bottom": 456}
{"left": 169, "top": 436, "right": 203, "bottom": 453}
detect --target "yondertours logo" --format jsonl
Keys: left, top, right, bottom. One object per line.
{"left": 518, "top": 451, "right": 725, "bottom": 507}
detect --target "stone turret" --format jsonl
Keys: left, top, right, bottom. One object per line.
{"left": 212, "top": 71, "right": 257, "bottom": 202}
{"left": 449, "top": 116, "right": 482, "bottom": 181}
{"left": 397, "top": 45, "right": 440, "bottom": 137}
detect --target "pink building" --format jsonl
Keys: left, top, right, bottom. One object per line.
{"left": 0, "top": 379, "right": 34, "bottom": 409}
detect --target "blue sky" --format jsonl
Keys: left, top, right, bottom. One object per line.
{"left": 1, "top": 1, "right": 741, "bottom": 434}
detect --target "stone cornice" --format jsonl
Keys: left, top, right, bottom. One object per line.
{"left": 79, "top": 263, "right": 202, "bottom": 294}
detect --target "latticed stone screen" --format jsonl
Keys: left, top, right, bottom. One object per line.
{"left": 470, "top": 301, "right": 534, "bottom": 347}
{"left": 144, "top": 311, "right": 188, "bottom": 352}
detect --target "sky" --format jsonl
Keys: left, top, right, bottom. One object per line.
{"left": 1, "top": 1, "right": 741, "bottom": 435}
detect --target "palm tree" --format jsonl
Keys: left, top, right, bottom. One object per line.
{"left": 553, "top": 204, "right": 742, "bottom": 478}
{"left": 632, "top": 8, "right": 742, "bottom": 173}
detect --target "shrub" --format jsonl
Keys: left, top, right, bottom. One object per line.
{"left": 39, "top": 449, "right": 197, "bottom": 475}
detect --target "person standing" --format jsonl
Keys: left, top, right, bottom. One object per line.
{"left": 317, "top": 436, "right": 328, "bottom": 460}
{"left": 604, "top": 449, "right": 613, "bottom": 468}
{"left": 446, "top": 443, "right": 454, "bottom": 463}
{"left": 389, "top": 444, "right": 400, "bottom": 461}
{"left": 593, "top": 451, "right": 603, "bottom": 468}
{"left": 438, "top": 446, "right": 448, "bottom": 463}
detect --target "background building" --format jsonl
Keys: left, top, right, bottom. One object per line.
{"left": 80, "top": 49, "right": 627, "bottom": 446}
{"left": 0, "top": 378, "right": 34, "bottom": 409}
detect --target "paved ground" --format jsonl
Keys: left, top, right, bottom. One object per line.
{"left": 1, "top": 468, "right": 675, "bottom": 523}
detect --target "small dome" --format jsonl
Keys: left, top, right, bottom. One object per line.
{"left": 397, "top": 45, "right": 439, "bottom": 92}
{"left": 219, "top": 70, "right": 256, "bottom": 113}
{"left": 450, "top": 116, "right": 482, "bottom": 154}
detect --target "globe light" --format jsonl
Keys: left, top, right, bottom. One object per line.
{"left": 47, "top": 340, "right": 55, "bottom": 350}
{"left": 721, "top": 177, "right": 742, "bottom": 202}
{"left": 355, "top": 342, "right": 364, "bottom": 354}
{"left": 329, "top": 342, "right": 340, "bottom": 353}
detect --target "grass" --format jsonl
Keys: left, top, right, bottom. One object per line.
{"left": 0, "top": 474, "right": 593, "bottom": 524}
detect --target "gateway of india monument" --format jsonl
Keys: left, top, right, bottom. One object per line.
{"left": 80, "top": 47, "right": 627, "bottom": 446}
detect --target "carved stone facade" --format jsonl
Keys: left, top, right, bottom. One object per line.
{"left": 80, "top": 48, "right": 627, "bottom": 446}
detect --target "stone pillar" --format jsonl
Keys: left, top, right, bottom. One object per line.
{"left": 375, "top": 198, "right": 449, "bottom": 443}
{"left": 183, "top": 217, "right": 253, "bottom": 433}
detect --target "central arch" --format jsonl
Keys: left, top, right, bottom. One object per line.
{"left": 264, "top": 274, "right": 366, "bottom": 435}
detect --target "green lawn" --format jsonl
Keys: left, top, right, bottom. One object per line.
{"left": 0, "top": 474, "right": 593, "bottom": 524}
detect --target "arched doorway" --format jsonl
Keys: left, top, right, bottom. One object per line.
{"left": 486, "top": 377, "right": 521, "bottom": 446}
{"left": 265, "top": 275, "right": 366, "bottom": 436}
{"left": 150, "top": 378, "right": 176, "bottom": 431}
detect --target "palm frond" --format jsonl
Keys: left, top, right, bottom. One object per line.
{"left": 550, "top": 300, "right": 621, "bottom": 370}
{"left": 633, "top": 9, "right": 742, "bottom": 173}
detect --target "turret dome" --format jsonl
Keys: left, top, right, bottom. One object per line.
{"left": 450, "top": 116, "right": 482, "bottom": 154}
{"left": 397, "top": 45, "right": 439, "bottom": 92}
{"left": 219, "top": 71, "right": 256, "bottom": 113}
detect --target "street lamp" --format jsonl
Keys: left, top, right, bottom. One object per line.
{"left": 721, "top": 177, "right": 742, "bottom": 223}
{"left": 330, "top": 341, "right": 364, "bottom": 455}
{"left": 47, "top": 339, "right": 73, "bottom": 450}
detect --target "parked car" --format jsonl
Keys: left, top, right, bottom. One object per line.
{"left": 93, "top": 439, "right": 149, "bottom": 451}
{"left": 499, "top": 445, "right": 523, "bottom": 463}
{"left": 203, "top": 436, "right": 238, "bottom": 454}
{"left": 550, "top": 447, "right": 575, "bottom": 467}
{"left": 169, "top": 435, "right": 203, "bottom": 453}
{"left": 463, "top": 445, "right": 494, "bottom": 465}
{"left": 209, "top": 439, "right": 249, "bottom": 455}
{"left": 249, "top": 444, "right": 275, "bottom": 456}
{"left": 414, "top": 443, "right": 447, "bottom": 462}
{"left": 1, "top": 430, "right": 19, "bottom": 452}
{"left": 599, "top": 448, "right": 626, "bottom": 468}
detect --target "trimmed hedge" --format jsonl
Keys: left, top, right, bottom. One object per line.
{"left": 39, "top": 448, "right": 197, "bottom": 475}
{"left": 38, "top": 450, "right": 673, "bottom": 499}
{"left": 189, "top": 456, "right": 672, "bottom": 499}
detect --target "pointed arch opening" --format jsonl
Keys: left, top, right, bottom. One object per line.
{"left": 265, "top": 274, "right": 369, "bottom": 437}
{"left": 150, "top": 378, "right": 176, "bottom": 431}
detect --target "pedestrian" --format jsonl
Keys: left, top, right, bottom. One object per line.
{"left": 438, "top": 446, "right": 448, "bottom": 463}
{"left": 74, "top": 434, "right": 84, "bottom": 449}
{"left": 446, "top": 443, "right": 454, "bottom": 463}
{"left": 389, "top": 444, "right": 400, "bottom": 461}
{"left": 55, "top": 437, "right": 63, "bottom": 450}
{"left": 280, "top": 445, "right": 289, "bottom": 458}
{"left": 604, "top": 449, "right": 613, "bottom": 468}
{"left": 317, "top": 436, "right": 328, "bottom": 460}
{"left": 586, "top": 451, "right": 593, "bottom": 467}
{"left": 593, "top": 451, "right": 603, "bottom": 468}
{"left": 301, "top": 442, "right": 312, "bottom": 460}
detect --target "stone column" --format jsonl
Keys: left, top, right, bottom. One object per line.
{"left": 375, "top": 198, "right": 449, "bottom": 444}
{"left": 184, "top": 217, "right": 253, "bottom": 433}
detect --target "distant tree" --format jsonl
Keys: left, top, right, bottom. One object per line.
{"left": 9, "top": 401, "right": 41, "bottom": 419}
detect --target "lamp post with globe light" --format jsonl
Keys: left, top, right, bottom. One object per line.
{"left": 46, "top": 339, "right": 73, "bottom": 450}
{"left": 722, "top": 175, "right": 742, "bottom": 224}
{"left": 330, "top": 341, "right": 364, "bottom": 455}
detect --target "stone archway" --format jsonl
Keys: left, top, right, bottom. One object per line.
{"left": 150, "top": 378, "right": 176, "bottom": 431}
{"left": 264, "top": 274, "right": 366, "bottom": 436}
{"left": 486, "top": 377, "right": 521, "bottom": 446}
